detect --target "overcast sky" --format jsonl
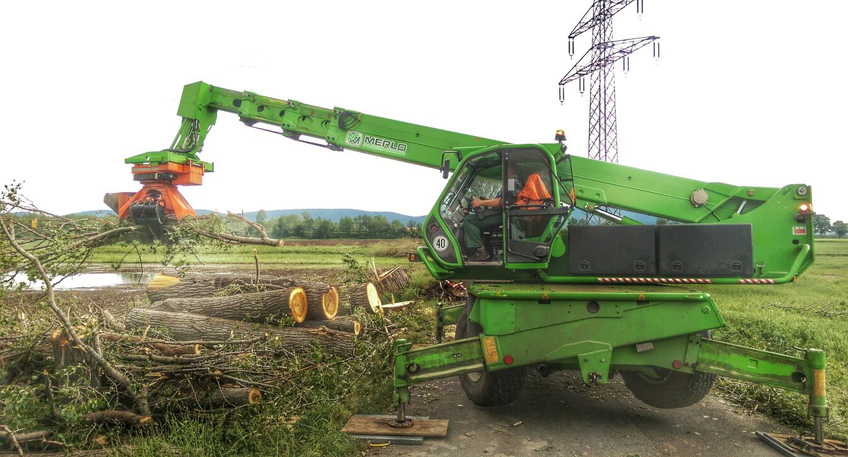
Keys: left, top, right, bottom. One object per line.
{"left": 1, "top": 1, "right": 845, "bottom": 222}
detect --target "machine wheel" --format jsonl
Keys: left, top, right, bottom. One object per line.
{"left": 456, "top": 306, "right": 526, "bottom": 407}
{"left": 621, "top": 331, "right": 716, "bottom": 409}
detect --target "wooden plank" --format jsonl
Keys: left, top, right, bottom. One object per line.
{"left": 342, "top": 415, "right": 449, "bottom": 437}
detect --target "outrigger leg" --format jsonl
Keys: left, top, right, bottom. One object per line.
{"left": 392, "top": 329, "right": 847, "bottom": 453}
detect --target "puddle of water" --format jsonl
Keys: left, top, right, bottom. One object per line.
{"left": 6, "top": 272, "right": 158, "bottom": 290}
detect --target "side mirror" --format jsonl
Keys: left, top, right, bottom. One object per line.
{"left": 441, "top": 159, "right": 450, "bottom": 179}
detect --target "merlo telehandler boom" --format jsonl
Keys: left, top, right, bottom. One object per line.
{"left": 107, "top": 81, "right": 830, "bottom": 445}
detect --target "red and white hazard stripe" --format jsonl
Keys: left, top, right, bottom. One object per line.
{"left": 597, "top": 277, "right": 712, "bottom": 284}
{"left": 739, "top": 278, "right": 776, "bottom": 284}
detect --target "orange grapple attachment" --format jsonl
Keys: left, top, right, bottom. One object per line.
{"left": 105, "top": 161, "right": 204, "bottom": 228}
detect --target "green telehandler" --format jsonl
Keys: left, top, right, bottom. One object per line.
{"left": 106, "top": 81, "right": 839, "bottom": 453}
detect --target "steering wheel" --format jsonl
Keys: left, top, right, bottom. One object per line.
{"left": 461, "top": 195, "right": 474, "bottom": 210}
{"left": 463, "top": 196, "right": 488, "bottom": 219}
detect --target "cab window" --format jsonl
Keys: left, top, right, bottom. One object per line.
{"left": 503, "top": 148, "right": 564, "bottom": 264}
{"left": 437, "top": 152, "right": 504, "bottom": 264}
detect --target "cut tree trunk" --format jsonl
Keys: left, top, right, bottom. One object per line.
{"left": 147, "top": 273, "right": 298, "bottom": 302}
{"left": 82, "top": 411, "right": 152, "bottom": 427}
{"left": 373, "top": 266, "right": 410, "bottom": 298}
{"left": 125, "top": 308, "right": 355, "bottom": 357}
{"left": 296, "top": 316, "right": 361, "bottom": 335}
{"left": 204, "top": 387, "right": 262, "bottom": 407}
{"left": 340, "top": 283, "right": 382, "bottom": 315}
{"left": 164, "top": 387, "right": 262, "bottom": 410}
{"left": 147, "top": 287, "right": 308, "bottom": 323}
{"left": 301, "top": 282, "right": 339, "bottom": 321}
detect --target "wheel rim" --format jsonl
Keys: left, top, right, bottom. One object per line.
{"left": 634, "top": 368, "right": 672, "bottom": 384}
{"left": 466, "top": 371, "right": 483, "bottom": 382}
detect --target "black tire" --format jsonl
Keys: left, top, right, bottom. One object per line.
{"left": 456, "top": 306, "right": 526, "bottom": 407}
{"left": 621, "top": 332, "right": 716, "bottom": 409}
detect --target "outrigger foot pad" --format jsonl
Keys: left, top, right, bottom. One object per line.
{"left": 756, "top": 431, "right": 848, "bottom": 456}
{"left": 389, "top": 402, "right": 415, "bottom": 428}
{"left": 388, "top": 418, "right": 415, "bottom": 428}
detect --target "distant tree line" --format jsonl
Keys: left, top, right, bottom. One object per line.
{"left": 249, "top": 210, "right": 423, "bottom": 239}
{"left": 814, "top": 214, "right": 847, "bottom": 238}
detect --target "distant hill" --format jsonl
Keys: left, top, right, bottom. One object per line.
{"left": 69, "top": 208, "right": 427, "bottom": 224}
{"left": 201, "top": 209, "right": 428, "bottom": 225}
{"left": 66, "top": 210, "right": 115, "bottom": 218}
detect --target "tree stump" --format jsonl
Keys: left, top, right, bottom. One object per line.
{"left": 373, "top": 266, "right": 410, "bottom": 298}
{"left": 48, "top": 328, "right": 102, "bottom": 388}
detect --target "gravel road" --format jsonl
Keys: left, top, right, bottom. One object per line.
{"left": 372, "top": 370, "right": 792, "bottom": 457}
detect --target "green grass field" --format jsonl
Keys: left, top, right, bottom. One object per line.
{"left": 89, "top": 238, "right": 420, "bottom": 269}
{"left": 706, "top": 239, "right": 848, "bottom": 440}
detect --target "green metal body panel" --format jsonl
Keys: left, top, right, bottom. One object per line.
{"left": 435, "top": 303, "right": 465, "bottom": 343}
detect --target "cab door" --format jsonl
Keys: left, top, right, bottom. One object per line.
{"left": 502, "top": 148, "right": 568, "bottom": 268}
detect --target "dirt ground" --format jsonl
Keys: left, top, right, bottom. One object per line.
{"left": 372, "top": 370, "right": 792, "bottom": 457}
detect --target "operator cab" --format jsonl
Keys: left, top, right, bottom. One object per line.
{"left": 428, "top": 146, "right": 568, "bottom": 269}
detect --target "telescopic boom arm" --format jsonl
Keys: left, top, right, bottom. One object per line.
{"left": 108, "top": 81, "right": 504, "bottom": 226}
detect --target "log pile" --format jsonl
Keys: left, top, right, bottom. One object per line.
{"left": 31, "top": 273, "right": 374, "bottom": 420}
{"left": 136, "top": 273, "right": 363, "bottom": 350}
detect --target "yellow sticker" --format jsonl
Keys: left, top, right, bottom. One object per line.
{"left": 814, "top": 369, "right": 826, "bottom": 397}
{"left": 482, "top": 336, "right": 499, "bottom": 364}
